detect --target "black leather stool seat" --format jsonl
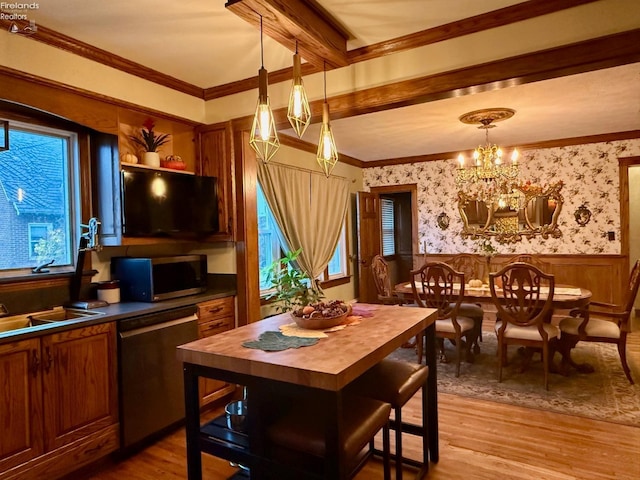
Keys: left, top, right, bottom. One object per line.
{"left": 347, "top": 359, "right": 429, "bottom": 480}
{"left": 268, "top": 394, "right": 391, "bottom": 479}
{"left": 349, "top": 359, "right": 429, "bottom": 408}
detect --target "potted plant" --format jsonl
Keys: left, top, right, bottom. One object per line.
{"left": 262, "top": 248, "right": 323, "bottom": 313}
{"left": 129, "top": 118, "right": 170, "bottom": 168}
{"left": 261, "top": 249, "right": 350, "bottom": 329}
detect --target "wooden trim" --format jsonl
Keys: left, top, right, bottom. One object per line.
{"left": 417, "top": 253, "right": 626, "bottom": 304}
{"left": 209, "top": 0, "right": 598, "bottom": 99}
{"left": 348, "top": 0, "right": 599, "bottom": 63}
{"left": 324, "top": 29, "right": 640, "bottom": 124}
{"left": 0, "top": 18, "right": 204, "bottom": 99}
{"left": 0, "top": 66, "right": 202, "bottom": 132}
{"left": 234, "top": 130, "right": 262, "bottom": 325}
{"left": 204, "top": 63, "right": 321, "bottom": 101}
{"left": 225, "top": 0, "right": 349, "bottom": 68}
{"left": 364, "top": 130, "right": 640, "bottom": 168}
{"left": 279, "top": 133, "right": 364, "bottom": 168}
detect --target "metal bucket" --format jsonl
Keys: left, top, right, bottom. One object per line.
{"left": 225, "top": 400, "right": 248, "bottom": 433}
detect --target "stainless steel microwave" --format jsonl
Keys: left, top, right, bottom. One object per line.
{"left": 111, "top": 255, "right": 207, "bottom": 302}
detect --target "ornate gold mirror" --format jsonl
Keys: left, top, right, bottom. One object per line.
{"left": 458, "top": 181, "right": 564, "bottom": 243}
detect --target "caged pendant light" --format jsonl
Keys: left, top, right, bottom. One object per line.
{"left": 286, "top": 41, "right": 311, "bottom": 138}
{"left": 316, "top": 63, "right": 338, "bottom": 177}
{"left": 249, "top": 15, "right": 280, "bottom": 163}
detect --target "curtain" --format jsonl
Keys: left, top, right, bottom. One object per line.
{"left": 257, "top": 162, "right": 350, "bottom": 290}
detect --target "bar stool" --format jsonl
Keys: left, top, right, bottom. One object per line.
{"left": 267, "top": 394, "right": 392, "bottom": 479}
{"left": 347, "top": 359, "right": 429, "bottom": 480}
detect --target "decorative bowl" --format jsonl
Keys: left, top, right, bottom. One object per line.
{"left": 291, "top": 302, "right": 352, "bottom": 330}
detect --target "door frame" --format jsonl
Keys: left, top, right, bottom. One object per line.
{"left": 370, "top": 183, "right": 419, "bottom": 262}
{"left": 619, "top": 155, "right": 640, "bottom": 293}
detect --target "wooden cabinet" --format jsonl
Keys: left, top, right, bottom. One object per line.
{"left": 0, "top": 338, "right": 44, "bottom": 473}
{"left": 196, "top": 121, "right": 236, "bottom": 241}
{"left": 0, "top": 323, "right": 118, "bottom": 479}
{"left": 197, "top": 297, "right": 236, "bottom": 406}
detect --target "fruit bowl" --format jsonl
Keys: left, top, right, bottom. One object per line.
{"left": 291, "top": 301, "right": 352, "bottom": 330}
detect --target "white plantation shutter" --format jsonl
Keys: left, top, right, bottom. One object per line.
{"left": 381, "top": 198, "right": 395, "bottom": 256}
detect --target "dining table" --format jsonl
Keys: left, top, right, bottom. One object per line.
{"left": 394, "top": 281, "right": 593, "bottom": 375}
{"left": 177, "top": 303, "right": 439, "bottom": 480}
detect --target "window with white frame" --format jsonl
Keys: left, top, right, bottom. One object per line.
{"left": 0, "top": 121, "right": 79, "bottom": 273}
{"left": 381, "top": 197, "right": 396, "bottom": 256}
{"left": 257, "top": 182, "right": 348, "bottom": 294}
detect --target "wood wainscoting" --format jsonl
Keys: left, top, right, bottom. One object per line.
{"left": 415, "top": 254, "right": 626, "bottom": 305}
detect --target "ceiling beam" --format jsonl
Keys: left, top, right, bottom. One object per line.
{"left": 225, "top": 0, "right": 349, "bottom": 68}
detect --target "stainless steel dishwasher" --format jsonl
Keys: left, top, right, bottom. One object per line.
{"left": 118, "top": 305, "right": 198, "bottom": 449}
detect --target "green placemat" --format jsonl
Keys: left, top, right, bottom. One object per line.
{"left": 242, "top": 331, "right": 319, "bottom": 351}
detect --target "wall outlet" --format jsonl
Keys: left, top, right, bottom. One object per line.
{"left": 607, "top": 231, "right": 615, "bottom": 241}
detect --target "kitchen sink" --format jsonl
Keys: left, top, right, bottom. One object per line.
{"left": 29, "top": 308, "right": 105, "bottom": 322}
{"left": 0, "top": 308, "right": 104, "bottom": 333}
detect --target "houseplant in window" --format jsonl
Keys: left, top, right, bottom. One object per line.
{"left": 129, "top": 118, "right": 170, "bottom": 168}
{"left": 262, "top": 248, "right": 350, "bottom": 329}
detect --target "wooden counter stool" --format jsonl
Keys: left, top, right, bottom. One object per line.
{"left": 267, "top": 394, "right": 392, "bottom": 480}
{"left": 347, "top": 359, "right": 429, "bottom": 480}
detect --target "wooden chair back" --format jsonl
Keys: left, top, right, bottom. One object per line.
{"left": 443, "top": 253, "right": 485, "bottom": 282}
{"left": 490, "top": 262, "right": 555, "bottom": 334}
{"left": 623, "top": 260, "right": 640, "bottom": 316}
{"left": 503, "top": 254, "right": 552, "bottom": 273}
{"left": 410, "top": 261, "right": 464, "bottom": 320}
{"left": 371, "top": 254, "right": 393, "bottom": 297}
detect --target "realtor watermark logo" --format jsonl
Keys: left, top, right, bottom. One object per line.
{"left": 2, "top": 2, "right": 39, "bottom": 35}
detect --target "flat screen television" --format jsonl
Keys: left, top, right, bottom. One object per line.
{"left": 121, "top": 168, "right": 219, "bottom": 237}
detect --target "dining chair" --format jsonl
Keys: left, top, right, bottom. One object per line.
{"left": 371, "top": 254, "right": 406, "bottom": 305}
{"left": 410, "top": 261, "right": 475, "bottom": 376}
{"left": 347, "top": 359, "right": 429, "bottom": 480}
{"left": 443, "top": 253, "right": 486, "bottom": 354}
{"left": 558, "top": 259, "right": 640, "bottom": 384}
{"left": 267, "top": 393, "right": 391, "bottom": 480}
{"left": 371, "top": 254, "right": 419, "bottom": 350}
{"left": 489, "top": 262, "right": 557, "bottom": 390}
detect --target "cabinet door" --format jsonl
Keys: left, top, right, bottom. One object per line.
{"left": 41, "top": 323, "right": 118, "bottom": 451}
{"left": 197, "top": 297, "right": 235, "bottom": 405}
{"left": 196, "top": 122, "right": 235, "bottom": 241}
{"left": 0, "top": 339, "right": 44, "bottom": 471}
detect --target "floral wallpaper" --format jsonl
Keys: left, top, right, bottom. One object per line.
{"left": 363, "top": 139, "right": 640, "bottom": 255}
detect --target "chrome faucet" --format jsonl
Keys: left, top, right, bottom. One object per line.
{"left": 79, "top": 217, "right": 102, "bottom": 251}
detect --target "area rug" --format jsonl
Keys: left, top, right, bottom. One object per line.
{"left": 388, "top": 334, "right": 640, "bottom": 426}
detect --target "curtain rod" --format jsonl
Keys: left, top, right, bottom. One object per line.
{"left": 266, "top": 161, "right": 355, "bottom": 183}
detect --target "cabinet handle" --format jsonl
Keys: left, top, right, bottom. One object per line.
{"left": 43, "top": 346, "right": 53, "bottom": 373}
{"left": 210, "top": 321, "right": 224, "bottom": 328}
{"left": 30, "top": 349, "right": 40, "bottom": 377}
{"left": 208, "top": 307, "right": 223, "bottom": 314}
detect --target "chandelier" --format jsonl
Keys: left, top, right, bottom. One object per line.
{"left": 455, "top": 108, "right": 521, "bottom": 207}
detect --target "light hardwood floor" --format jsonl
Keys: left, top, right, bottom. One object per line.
{"left": 81, "top": 325, "right": 640, "bottom": 480}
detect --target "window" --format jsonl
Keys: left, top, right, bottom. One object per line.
{"left": 258, "top": 182, "right": 348, "bottom": 294}
{"left": 0, "top": 121, "right": 79, "bottom": 274}
{"left": 257, "top": 182, "right": 283, "bottom": 291}
{"left": 28, "top": 223, "right": 53, "bottom": 259}
{"left": 381, "top": 197, "right": 395, "bottom": 256}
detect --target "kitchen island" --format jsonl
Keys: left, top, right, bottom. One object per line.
{"left": 177, "top": 303, "right": 438, "bottom": 479}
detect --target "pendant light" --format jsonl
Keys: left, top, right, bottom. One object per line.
{"left": 286, "top": 41, "right": 311, "bottom": 138}
{"left": 316, "top": 62, "right": 338, "bottom": 177}
{"left": 249, "top": 15, "right": 280, "bottom": 163}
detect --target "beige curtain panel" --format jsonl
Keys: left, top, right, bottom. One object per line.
{"left": 257, "top": 162, "right": 350, "bottom": 289}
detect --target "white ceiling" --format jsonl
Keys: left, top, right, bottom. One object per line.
{"left": 23, "top": 0, "right": 640, "bottom": 162}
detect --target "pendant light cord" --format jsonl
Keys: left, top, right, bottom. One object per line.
{"left": 260, "top": 15, "right": 264, "bottom": 68}
{"left": 323, "top": 61, "right": 327, "bottom": 101}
